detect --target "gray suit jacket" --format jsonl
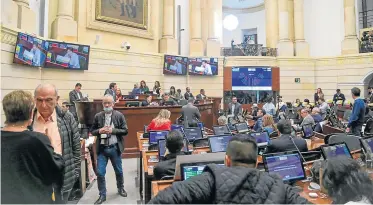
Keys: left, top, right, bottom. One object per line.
{"left": 300, "top": 114, "right": 315, "bottom": 127}
{"left": 181, "top": 103, "right": 201, "bottom": 123}
{"left": 227, "top": 102, "right": 242, "bottom": 116}
{"left": 104, "top": 89, "right": 116, "bottom": 102}
{"left": 196, "top": 94, "right": 207, "bottom": 100}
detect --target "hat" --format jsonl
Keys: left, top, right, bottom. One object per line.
{"left": 253, "top": 103, "right": 258, "bottom": 107}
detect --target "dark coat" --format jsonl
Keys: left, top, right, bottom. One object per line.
{"left": 227, "top": 102, "right": 243, "bottom": 116}
{"left": 154, "top": 152, "right": 185, "bottom": 180}
{"left": 149, "top": 164, "right": 309, "bottom": 204}
{"left": 91, "top": 110, "right": 128, "bottom": 154}
{"left": 184, "top": 92, "right": 194, "bottom": 100}
{"left": 181, "top": 103, "right": 201, "bottom": 124}
{"left": 104, "top": 89, "right": 116, "bottom": 101}
{"left": 30, "top": 106, "right": 81, "bottom": 196}
{"left": 265, "top": 134, "right": 308, "bottom": 154}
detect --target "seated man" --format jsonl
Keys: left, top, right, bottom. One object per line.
{"left": 149, "top": 134, "right": 308, "bottom": 204}
{"left": 253, "top": 109, "right": 266, "bottom": 132}
{"left": 141, "top": 95, "right": 152, "bottom": 106}
{"left": 131, "top": 83, "right": 141, "bottom": 95}
{"left": 159, "top": 93, "right": 177, "bottom": 106}
{"left": 311, "top": 107, "right": 323, "bottom": 123}
{"left": 154, "top": 130, "right": 185, "bottom": 180}
{"left": 266, "top": 119, "right": 308, "bottom": 154}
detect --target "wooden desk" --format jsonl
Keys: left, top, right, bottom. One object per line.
{"left": 322, "top": 124, "right": 344, "bottom": 135}
{"left": 151, "top": 180, "right": 174, "bottom": 197}
{"left": 296, "top": 181, "right": 332, "bottom": 204}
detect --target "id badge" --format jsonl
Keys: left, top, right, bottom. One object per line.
{"left": 101, "top": 134, "right": 108, "bottom": 139}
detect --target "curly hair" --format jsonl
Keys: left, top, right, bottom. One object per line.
{"left": 322, "top": 156, "right": 373, "bottom": 204}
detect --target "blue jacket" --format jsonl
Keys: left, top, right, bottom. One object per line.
{"left": 253, "top": 117, "right": 263, "bottom": 132}
{"left": 348, "top": 98, "right": 365, "bottom": 127}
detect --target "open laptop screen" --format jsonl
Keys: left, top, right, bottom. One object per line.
{"left": 213, "top": 125, "right": 230, "bottom": 135}
{"left": 183, "top": 128, "right": 203, "bottom": 141}
{"left": 263, "top": 151, "right": 306, "bottom": 182}
{"left": 158, "top": 139, "right": 189, "bottom": 158}
{"left": 181, "top": 161, "right": 224, "bottom": 180}
{"left": 208, "top": 135, "right": 233, "bottom": 153}
{"left": 235, "top": 123, "right": 249, "bottom": 133}
{"left": 302, "top": 124, "right": 314, "bottom": 139}
{"left": 321, "top": 142, "right": 352, "bottom": 159}
{"left": 149, "top": 131, "right": 169, "bottom": 144}
{"left": 250, "top": 132, "right": 270, "bottom": 147}
{"left": 171, "top": 124, "right": 184, "bottom": 132}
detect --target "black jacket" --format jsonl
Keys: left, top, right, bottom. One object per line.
{"left": 30, "top": 106, "right": 81, "bottom": 196}
{"left": 333, "top": 93, "right": 345, "bottom": 104}
{"left": 149, "top": 164, "right": 309, "bottom": 204}
{"left": 91, "top": 110, "right": 128, "bottom": 154}
{"left": 184, "top": 92, "right": 194, "bottom": 100}
{"left": 154, "top": 152, "right": 185, "bottom": 180}
{"left": 104, "top": 89, "right": 117, "bottom": 101}
{"left": 265, "top": 134, "right": 308, "bottom": 154}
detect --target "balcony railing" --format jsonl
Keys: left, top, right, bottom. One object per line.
{"left": 221, "top": 44, "right": 277, "bottom": 57}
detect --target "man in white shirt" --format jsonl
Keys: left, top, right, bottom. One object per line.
{"left": 263, "top": 98, "right": 276, "bottom": 116}
{"left": 202, "top": 60, "right": 212, "bottom": 75}
{"left": 65, "top": 47, "right": 80, "bottom": 69}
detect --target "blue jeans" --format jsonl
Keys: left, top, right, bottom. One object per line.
{"left": 97, "top": 145, "right": 124, "bottom": 196}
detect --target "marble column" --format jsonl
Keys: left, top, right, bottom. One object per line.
{"left": 294, "top": 0, "right": 309, "bottom": 56}
{"left": 160, "top": 0, "right": 178, "bottom": 54}
{"left": 288, "top": 0, "right": 295, "bottom": 42}
{"left": 342, "top": 0, "right": 359, "bottom": 55}
{"left": 13, "top": 0, "right": 36, "bottom": 33}
{"left": 277, "top": 0, "right": 294, "bottom": 56}
{"left": 189, "top": 0, "right": 204, "bottom": 56}
{"left": 206, "top": 0, "right": 222, "bottom": 56}
{"left": 51, "top": 0, "right": 78, "bottom": 41}
{"left": 265, "top": 0, "right": 279, "bottom": 48}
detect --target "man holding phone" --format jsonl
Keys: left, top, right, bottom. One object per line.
{"left": 91, "top": 95, "right": 129, "bottom": 204}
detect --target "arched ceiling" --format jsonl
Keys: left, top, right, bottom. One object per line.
{"left": 223, "top": 0, "right": 264, "bottom": 9}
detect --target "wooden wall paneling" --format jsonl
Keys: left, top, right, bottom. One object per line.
{"left": 223, "top": 67, "right": 232, "bottom": 91}
{"left": 272, "top": 67, "right": 280, "bottom": 91}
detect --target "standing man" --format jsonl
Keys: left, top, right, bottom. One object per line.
{"left": 32, "top": 84, "right": 81, "bottom": 203}
{"left": 69, "top": 83, "right": 85, "bottom": 120}
{"left": 347, "top": 87, "right": 366, "bottom": 136}
{"left": 184, "top": 87, "right": 194, "bottom": 100}
{"left": 368, "top": 86, "right": 373, "bottom": 103}
{"left": 202, "top": 60, "right": 212, "bottom": 75}
{"left": 318, "top": 98, "right": 330, "bottom": 120}
{"left": 104, "top": 82, "right": 118, "bottom": 102}
{"left": 196, "top": 89, "right": 207, "bottom": 100}
{"left": 181, "top": 98, "right": 201, "bottom": 127}
{"left": 263, "top": 98, "right": 276, "bottom": 116}
{"left": 333, "top": 89, "right": 346, "bottom": 105}
{"left": 227, "top": 96, "right": 242, "bottom": 118}
{"left": 91, "top": 95, "right": 128, "bottom": 204}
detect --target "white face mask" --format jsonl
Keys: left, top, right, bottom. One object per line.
{"left": 103, "top": 107, "right": 113, "bottom": 113}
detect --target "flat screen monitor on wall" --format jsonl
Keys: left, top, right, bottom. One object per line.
{"left": 45, "top": 41, "right": 90, "bottom": 70}
{"left": 163, "top": 55, "right": 188, "bottom": 75}
{"left": 188, "top": 57, "right": 218, "bottom": 76}
{"left": 231, "top": 67, "right": 272, "bottom": 91}
{"left": 13, "top": 32, "right": 48, "bottom": 67}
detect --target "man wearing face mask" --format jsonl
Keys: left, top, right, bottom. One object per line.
{"left": 91, "top": 95, "right": 128, "bottom": 204}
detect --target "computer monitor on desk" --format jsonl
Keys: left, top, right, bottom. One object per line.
{"left": 158, "top": 139, "right": 189, "bottom": 160}
{"left": 183, "top": 128, "right": 203, "bottom": 142}
{"left": 250, "top": 132, "right": 270, "bottom": 147}
{"left": 125, "top": 101, "right": 140, "bottom": 107}
{"left": 360, "top": 137, "right": 373, "bottom": 157}
{"left": 302, "top": 124, "right": 314, "bottom": 139}
{"left": 208, "top": 135, "right": 233, "bottom": 153}
{"left": 164, "top": 101, "right": 176, "bottom": 106}
{"left": 263, "top": 151, "right": 306, "bottom": 184}
{"left": 235, "top": 122, "right": 249, "bottom": 133}
{"left": 213, "top": 125, "right": 230, "bottom": 135}
{"left": 149, "top": 131, "right": 169, "bottom": 144}
{"left": 180, "top": 161, "right": 225, "bottom": 180}
{"left": 171, "top": 124, "right": 184, "bottom": 132}
{"left": 321, "top": 142, "right": 352, "bottom": 159}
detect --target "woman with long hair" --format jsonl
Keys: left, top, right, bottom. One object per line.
{"left": 262, "top": 114, "right": 277, "bottom": 134}
{"left": 1, "top": 90, "right": 64, "bottom": 203}
{"left": 116, "top": 87, "right": 122, "bottom": 101}
{"left": 140, "top": 80, "right": 149, "bottom": 94}
{"left": 153, "top": 81, "right": 161, "bottom": 95}
{"left": 322, "top": 156, "right": 373, "bottom": 204}
{"left": 169, "top": 86, "right": 177, "bottom": 100}
{"left": 314, "top": 88, "right": 324, "bottom": 103}
{"left": 147, "top": 109, "right": 172, "bottom": 131}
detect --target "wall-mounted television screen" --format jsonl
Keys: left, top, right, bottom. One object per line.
{"left": 45, "top": 41, "right": 90, "bottom": 70}
{"left": 13, "top": 33, "right": 48, "bottom": 67}
{"left": 188, "top": 57, "right": 218, "bottom": 76}
{"left": 232, "top": 67, "right": 272, "bottom": 91}
{"left": 163, "top": 55, "right": 188, "bottom": 75}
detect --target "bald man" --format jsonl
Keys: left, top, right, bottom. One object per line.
{"left": 31, "top": 84, "right": 81, "bottom": 203}
{"left": 91, "top": 95, "right": 129, "bottom": 204}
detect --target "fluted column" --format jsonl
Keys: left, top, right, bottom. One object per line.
{"left": 160, "top": 0, "right": 178, "bottom": 54}
{"left": 294, "top": 0, "right": 309, "bottom": 56}
{"left": 13, "top": 0, "right": 36, "bottom": 33}
{"left": 288, "top": 0, "right": 295, "bottom": 42}
{"left": 341, "top": 0, "right": 359, "bottom": 55}
{"left": 265, "top": 0, "right": 279, "bottom": 48}
{"left": 277, "top": 0, "right": 294, "bottom": 56}
{"left": 51, "top": 0, "right": 78, "bottom": 41}
{"left": 206, "top": 0, "right": 222, "bottom": 56}
{"left": 189, "top": 0, "right": 204, "bottom": 56}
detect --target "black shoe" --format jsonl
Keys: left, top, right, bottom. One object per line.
{"left": 94, "top": 195, "right": 106, "bottom": 204}
{"left": 118, "top": 188, "right": 127, "bottom": 197}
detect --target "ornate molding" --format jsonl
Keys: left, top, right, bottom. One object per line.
{"left": 223, "top": 3, "right": 264, "bottom": 14}
{"left": 90, "top": 47, "right": 162, "bottom": 62}
{"left": 86, "top": 0, "right": 154, "bottom": 39}
{"left": 1, "top": 25, "right": 18, "bottom": 46}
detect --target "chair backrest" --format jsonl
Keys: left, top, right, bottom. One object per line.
{"left": 364, "top": 118, "right": 373, "bottom": 135}
{"left": 193, "top": 138, "right": 209, "bottom": 148}
{"left": 300, "top": 151, "right": 322, "bottom": 162}
{"left": 328, "top": 133, "right": 362, "bottom": 152}
{"left": 148, "top": 144, "right": 159, "bottom": 151}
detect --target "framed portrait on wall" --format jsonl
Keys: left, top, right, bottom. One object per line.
{"left": 95, "top": 0, "right": 148, "bottom": 30}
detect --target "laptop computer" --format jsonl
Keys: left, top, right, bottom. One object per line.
{"left": 302, "top": 124, "right": 314, "bottom": 139}
{"left": 360, "top": 136, "right": 373, "bottom": 155}
{"left": 263, "top": 151, "right": 307, "bottom": 183}
{"left": 208, "top": 135, "right": 233, "bottom": 153}
{"left": 250, "top": 132, "right": 270, "bottom": 147}
{"left": 235, "top": 122, "right": 249, "bottom": 133}
{"left": 171, "top": 124, "right": 184, "bottom": 131}
{"left": 149, "top": 130, "right": 169, "bottom": 144}
{"left": 197, "top": 122, "right": 204, "bottom": 131}
{"left": 180, "top": 161, "right": 225, "bottom": 180}
{"left": 183, "top": 128, "right": 203, "bottom": 142}
{"left": 212, "top": 125, "right": 230, "bottom": 135}
{"left": 320, "top": 142, "right": 352, "bottom": 159}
